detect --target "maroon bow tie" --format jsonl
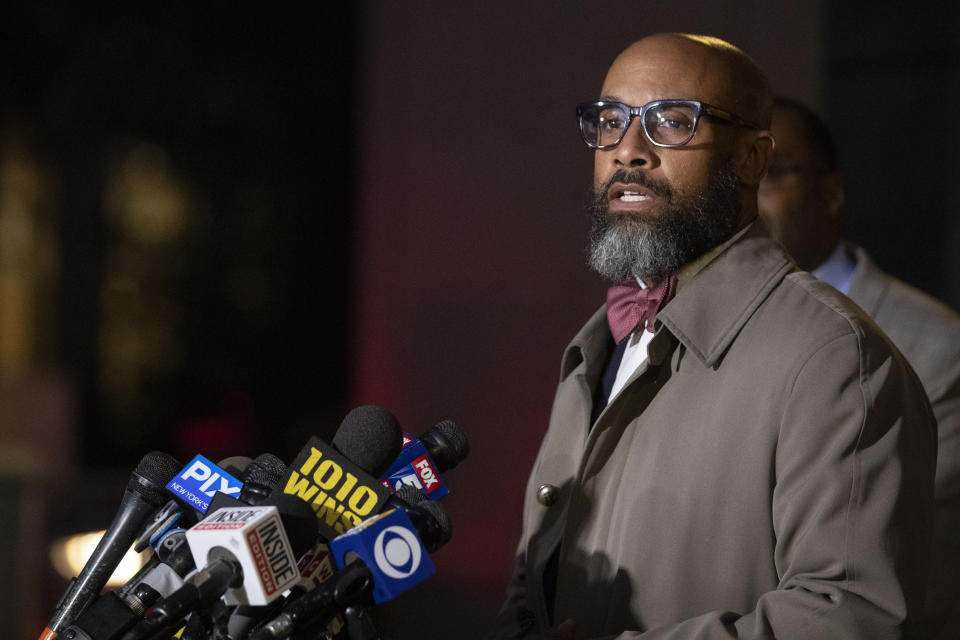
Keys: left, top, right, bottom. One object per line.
{"left": 606, "top": 275, "right": 677, "bottom": 344}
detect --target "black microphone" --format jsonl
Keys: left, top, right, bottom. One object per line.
{"left": 43, "top": 452, "right": 181, "bottom": 637}
{"left": 117, "top": 453, "right": 272, "bottom": 609}
{"left": 206, "top": 452, "right": 288, "bottom": 514}
{"left": 278, "top": 406, "right": 403, "bottom": 540}
{"left": 379, "top": 419, "right": 469, "bottom": 500}
{"left": 239, "top": 453, "right": 287, "bottom": 505}
{"left": 250, "top": 489, "right": 453, "bottom": 640}
{"left": 331, "top": 405, "right": 404, "bottom": 477}
{"left": 420, "top": 419, "right": 470, "bottom": 472}
{"left": 62, "top": 527, "right": 196, "bottom": 640}
{"left": 121, "top": 493, "right": 319, "bottom": 640}
{"left": 389, "top": 485, "right": 452, "bottom": 553}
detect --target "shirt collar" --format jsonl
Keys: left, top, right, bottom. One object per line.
{"left": 812, "top": 242, "right": 859, "bottom": 295}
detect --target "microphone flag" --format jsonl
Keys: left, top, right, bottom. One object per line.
{"left": 380, "top": 433, "right": 450, "bottom": 500}
{"left": 185, "top": 505, "right": 300, "bottom": 606}
{"left": 166, "top": 454, "right": 243, "bottom": 514}
{"left": 329, "top": 507, "right": 435, "bottom": 604}
{"left": 280, "top": 436, "right": 392, "bottom": 540}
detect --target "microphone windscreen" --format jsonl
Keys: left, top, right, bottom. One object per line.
{"left": 247, "top": 453, "right": 287, "bottom": 489}
{"left": 332, "top": 406, "right": 403, "bottom": 476}
{"left": 422, "top": 420, "right": 470, "bottom": 471}
{"left": 418, "top": 499, "right": 451, "bottom": 541}
{"left": 395, "top": 484, "right": 427, "bottom": 506}
{"left": 130, "top": 452, "right": 182, "bottom": 505}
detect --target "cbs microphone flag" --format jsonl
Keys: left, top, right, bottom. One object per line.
{"left": 329, "top": 508, "right": 434, "bottom": 603}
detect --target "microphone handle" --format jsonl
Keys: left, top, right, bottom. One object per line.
{"left": 121, "top": 557, "right": 242, "bottom": 640}
{"left": 343, "top": 605, "right": 382, "bottom": 640}
{"left": 250, "top": 560, "right": 373, "bottom": 640}
{"left": 115, "top": 555, "right": 161, "bottom": 601}
{"left": 47, "top": 489, "right": 159, "bottom": 633}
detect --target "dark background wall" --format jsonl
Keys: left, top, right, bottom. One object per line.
{"left": 825, "top": 2, "right": 960, "bottom": 302}
{"left": 0, "top": 1, "right": 957, "bottom": 639}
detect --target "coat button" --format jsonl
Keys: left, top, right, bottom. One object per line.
{"left": 537, "top": 484, "right": 558, "bottom": 506}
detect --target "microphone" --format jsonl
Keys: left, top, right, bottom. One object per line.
{"left": 420, "top": 419, "right": 470, "bottom": 472}
{"left": 239, "top": 453, "right": 287, "bottom": 505}
{"left": 164, "top": 454, "right": 244, "bottom": 515}
{"left": 279, "top": 406, "right": 403, "bottom": 539}
{"left": 99, "top": 454, "right": 291, "bottom": 640}
{"left": 207, "top": 451, "right": 288, "bottom": 514}
{"left": 61, "top": 513, "right": 201, "bottom": 640}
{"left": 117, "top": 453, "right": 279, "bottom": 607}
{"left": 331, "top": 406, "right": 405, "bottom": 477}
{"left": 250, "top": 489, "right": 452, "bottom": 640}
{"left": 388, "top": 484, "right": 452, "bottom": 553}
{"left": 381, "top": 420, "right": 470, "bottom": 500}
{"left": 185, "top": 505, "right": 303, "bottom": 606}
{"left": 122, "top": 494, "right": 318, "bottom": 640}
{"left": 42, "top": 452, "right": 181, "bottom": 638}
{"left": 130, "top": 454, "right": 255, "bottom": 556}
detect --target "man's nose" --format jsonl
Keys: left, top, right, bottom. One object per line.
{"left": 611, "top": 117, "right": 656, "bottom": 168}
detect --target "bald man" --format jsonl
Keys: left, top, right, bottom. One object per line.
{"left": 759, "top": 98, "right": 960, "bottom": 640}
{"left": 492, "top": 34, "right": 936, "bottom": 639}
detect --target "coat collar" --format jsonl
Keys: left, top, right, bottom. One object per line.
{"left": 560, "top": 305, "right": 610, "bottom": 382}
{"left": 561, "top": 222, "right": 795, "bottom": 379}
{"left": 654, "top": 222, "right": 794, "bottom": 368}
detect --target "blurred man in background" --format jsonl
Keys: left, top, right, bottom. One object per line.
{"left": 759, "top": 97, "right": 960, "bottom": 639}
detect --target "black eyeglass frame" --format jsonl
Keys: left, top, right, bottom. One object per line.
{"left": 576, "top": 99, "right": 760, "bottom": 150}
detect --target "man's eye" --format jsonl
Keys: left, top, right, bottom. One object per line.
{"left": 652, "top": 108, "right": 693, "bottom": 131}
{"left": 655, "top": 116, "right": 691, "bottom": 130}
{"left": 600, "top": 118, "right": 625, "bottom": 130}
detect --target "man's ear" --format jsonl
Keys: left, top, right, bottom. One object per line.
{"left": 736, "top": 130, "right": 775, "bottom": 187}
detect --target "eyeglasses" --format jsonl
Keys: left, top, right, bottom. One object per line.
{"left": 576, "top": 99, "right": 759, "bottom": 149}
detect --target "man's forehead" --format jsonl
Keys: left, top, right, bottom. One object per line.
{"left": 600, "top": 38, "right": 731, "bottom": 105}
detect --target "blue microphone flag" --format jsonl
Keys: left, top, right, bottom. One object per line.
{"left": 329, "top": 508, "right": 435, "bottom": 603}
{"left": 166, "top": 454, "right": 243, "bottom": 514}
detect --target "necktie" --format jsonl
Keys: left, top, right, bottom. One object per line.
{"left": 606, "top": 275, "right": 677, "bottom": 344}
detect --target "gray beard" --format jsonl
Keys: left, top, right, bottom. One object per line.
{"left": 587, "top": 162, "right": 742, "bottom": 283}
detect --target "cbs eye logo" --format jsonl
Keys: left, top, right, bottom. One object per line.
{"left": 373, "top": 526, "right": 422, "bottom": 579}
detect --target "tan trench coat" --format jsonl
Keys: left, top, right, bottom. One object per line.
{"left": 496, "top": 225, "right": 936, "bottom": 639}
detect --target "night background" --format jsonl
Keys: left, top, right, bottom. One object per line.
{"left": 0, "top": 2, "right": 958, "bottom": 638}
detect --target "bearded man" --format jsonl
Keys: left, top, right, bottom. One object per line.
{"left": 492, "top": 34, "right": 936, "bottom": 639}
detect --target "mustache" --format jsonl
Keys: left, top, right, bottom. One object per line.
{"left": 601, "top": 169, "right": 674, "bottom": 201}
